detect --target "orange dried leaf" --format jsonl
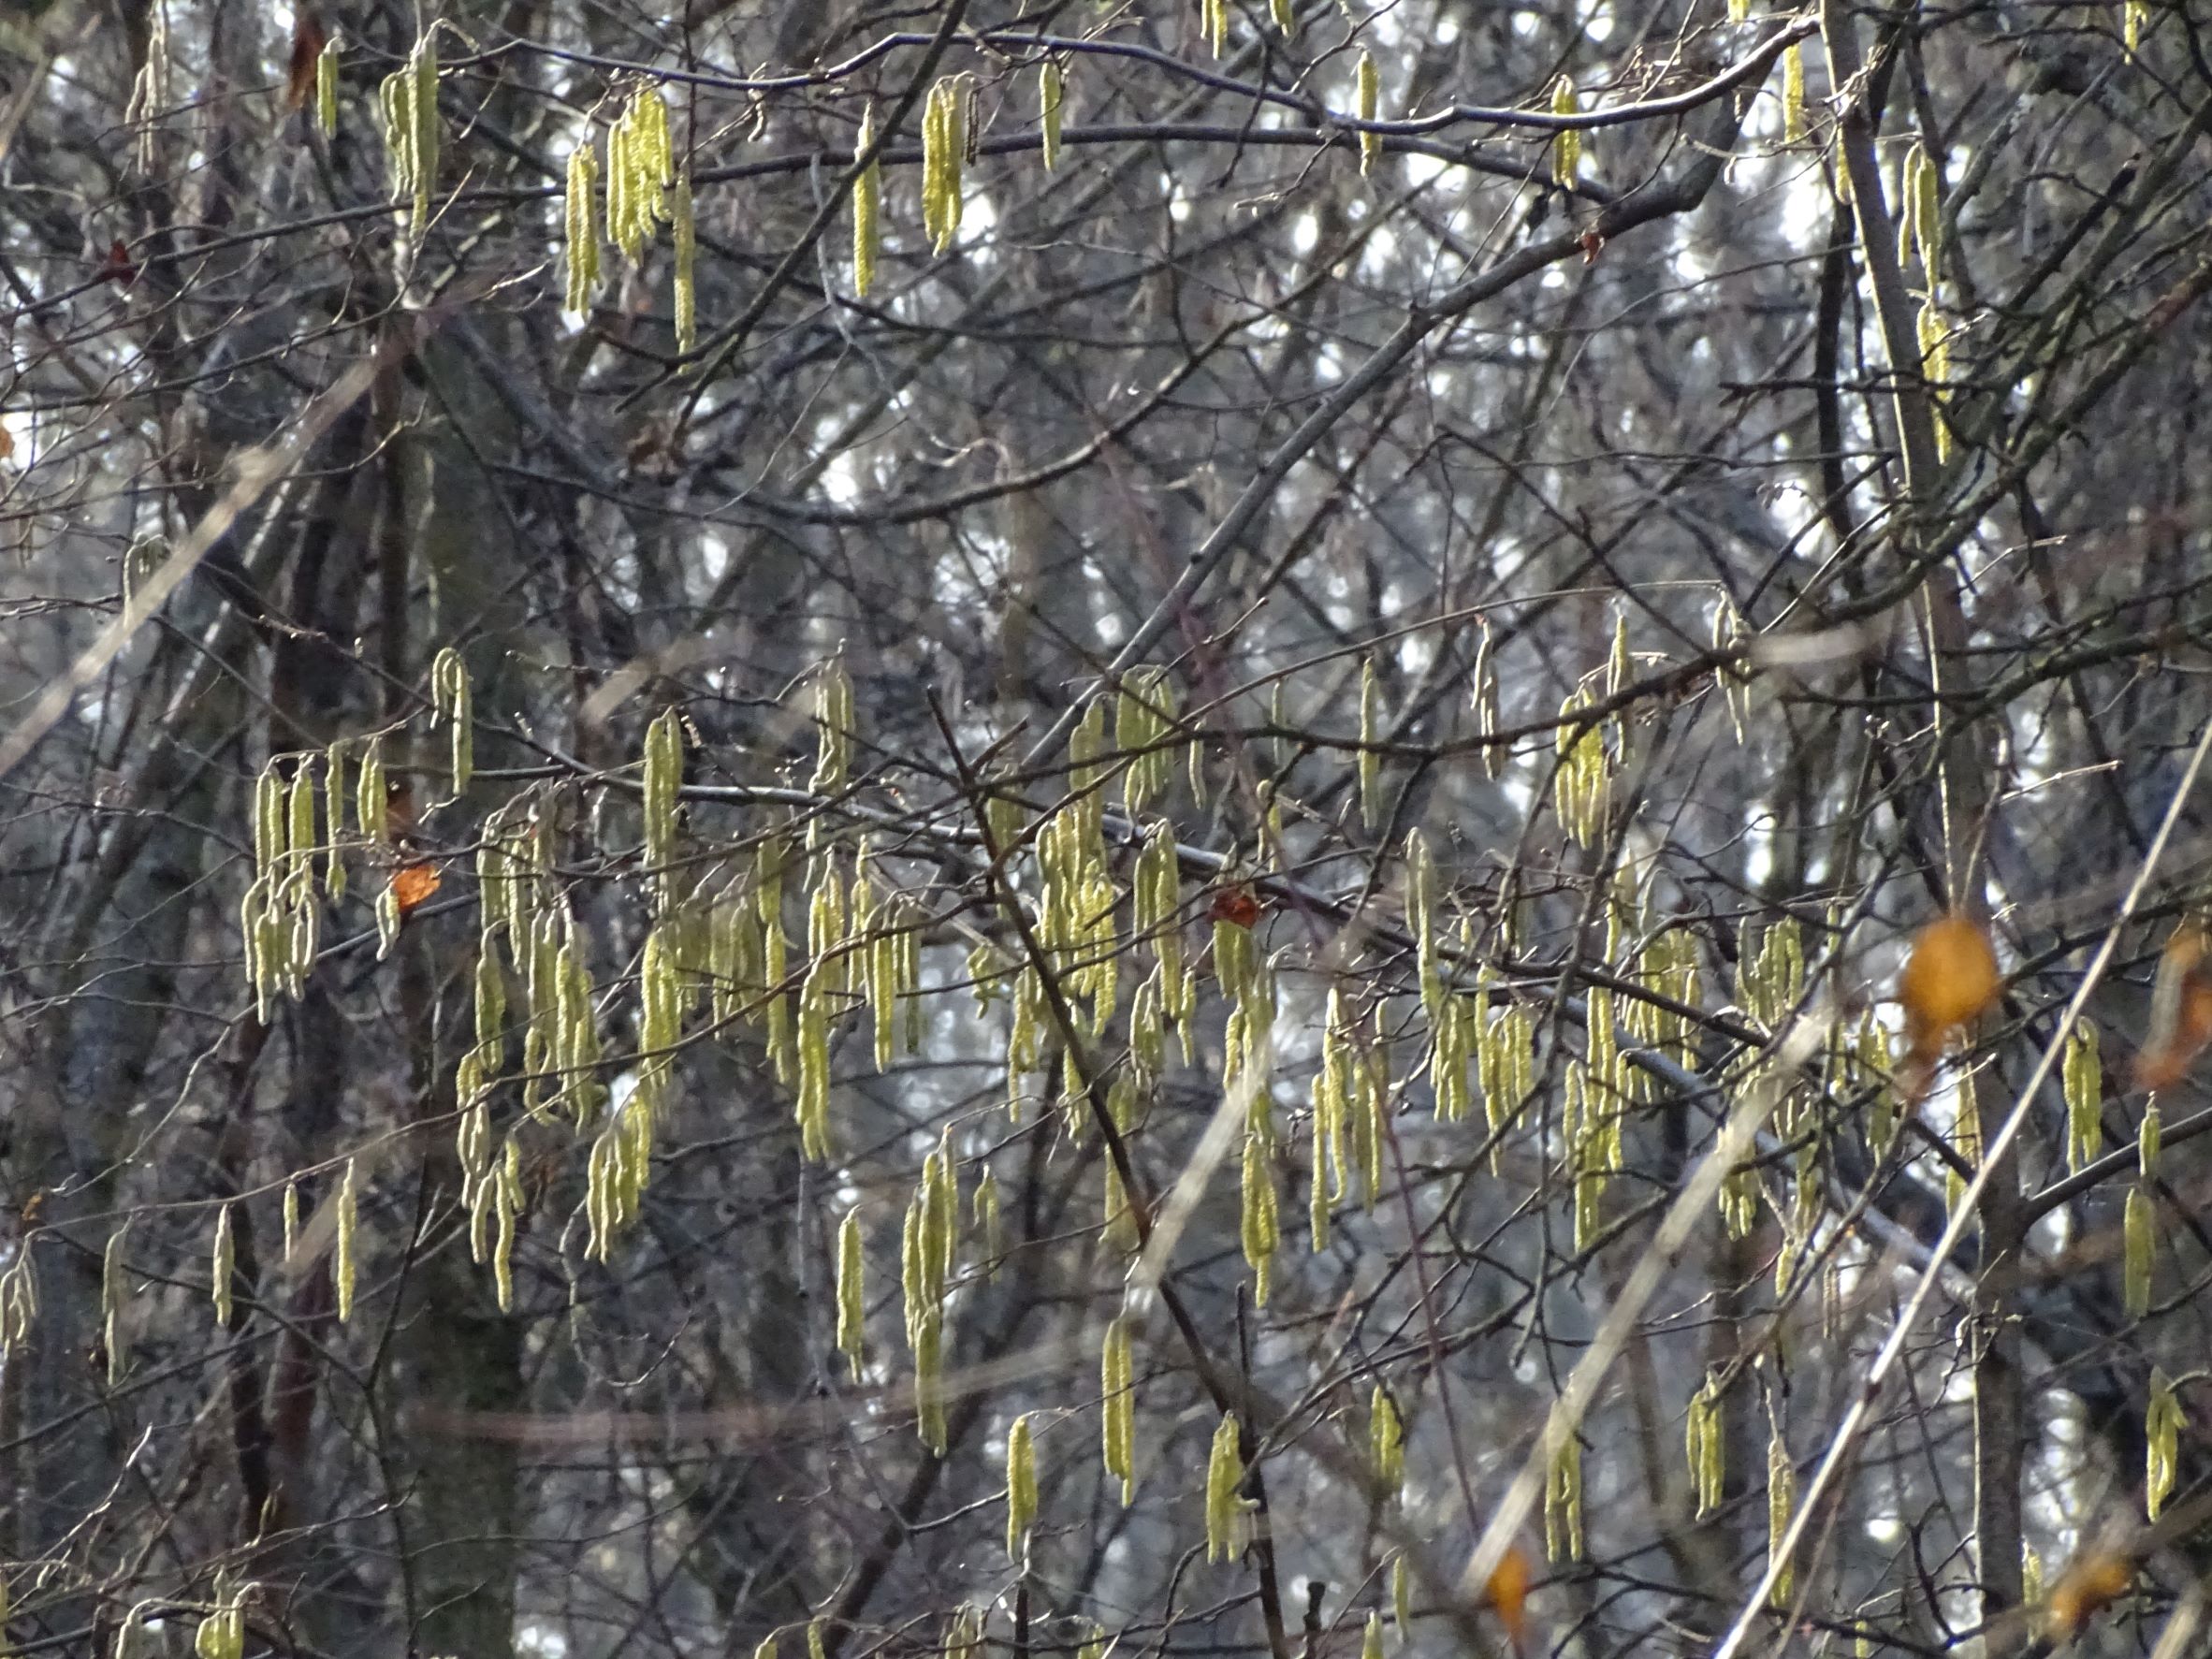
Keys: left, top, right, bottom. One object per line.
{"left": 2134, "top": 919, "right": 2212, "bottom": 1092}
{"left": 390, "top": 862, "right": 442, "bottom": 916}
{"left": 1209, "top": 886, "right": 1261, "bottom": 928}
{"left": 1894, "top": 913, "right": 2001, "bottom": 1106}
{"left": 1899, "top": 914, "right": 2000, "bottom": 1052}
{"left": 1486, "top": 1542, "right": 1532, "bottom": 1657}
{"left": 286, "top": 11, "right": 327, "bottom": 111}
{"left": 2045, "top": 1552, "right": 2132, "bottom": 1640}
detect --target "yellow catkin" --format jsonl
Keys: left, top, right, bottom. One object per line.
{"left": 1544, "top": 1410, "right": 1583, "bottom": 1562}
{"left": 642, "top": 706, "right": 682, "bottom": 906}
{"left": 2064, "top": 1019, "right": 2103, "bottom": 1173}
{"left": 914, "top": 1307, "right": 948, "bottom": 1451}
{"left": 923, "top": 80, "right": 967, "bottom": 254}
{"left": 796, "top": 964, "right": 833, "bottom": 1161}
{"left": 2147, "top": 1369, "right": 2183, "bottom": 1520}
{"left": 809, "top": 659, "right": 854, "bottom": 794}
{"left": 836, "top": 1210, "right": 866, "bottom": 1381}
{"left": 429, "top": 648, "right": 471, "bottom": 797}
{"left": 1782, "top": 44, "right": 1806, "bottom": 145}
{"left": 411, "top": 33, "right": 438, "bottom": 232}
{"left": 493, "top": 1141, "right": 520, "bottom": 1310}
{"left": 852, "top": 106, "right": 880, "bottom": 298}
{"left": 335, "top": 1157, "right": 358, "bottom": 1322}
{"left": 1116, "top": 667, "right": 1176, "bottom": 814}
{"left": 243, "top": 880, "right": 272, "bottom": 1013}
{"left": 1357, "top": 52, "right": 1380, "bottom": 175}
{"left": 1371, "top": 1385, "right": 1404, "bottom": 1495}
{"left": 1359, "top": 658, "right": 1382, "bottom": 829}
{"left": 210, "top": 1202, "right": 235, "bottom": 1326}
{"left": 1006, "top": 1412, "right": 1039, "bottom": 1559}
{"left": 972, "top": 1170, "right": 1002, "bottom": 1277}
{"left": 286, "top": 763, "right": 315, "bottom": 874}
{"left": 356, "top": 735, "right": 387, "bottom": 843}
{"left": 1040, "top": 62, "right": 1064, "bottom": 171}
{"left": 1205, "top": 1411, "right": 1244, "bottom": 1561}
{"left": 1551, "top": 78, "right": 1580, "bottom": 185}
{"left": 322, "top": 741, "right": 349, "bottom": 898}
{"left": 254, "top": 763, "right": 284, "bottom": 879}
{"left": 1241, "top": 1128, "right": 1279, "bottom": 1305}
{"left": 379, "top": 33, "right": 439, "bottom": 241}
{"left": 1914, "top": 144, "right": 1943, "bottom": 279}
{"left": 607, "top": 89, "right": 671, "bottom": 265}
{"left": 671, "top": 172, "right": 696, "bottom": 352}
{"left": 2124, "top": 1184, "right": 2154, "bottom": 1317}
{"left": 1686, "top": 1378, "right": 1724, "bottom": 1516}
{"left": 1919, "top": 298, "right": 1953, "bottom": 461}
{"left": 1102, "top": 1315, "right": 1135, "bottom": 1503}
{"left": 565, "top": 138, "right": 602, "bottom": 316}
{"left": 613, "top": 122, "right": 636, "bottom": 250}
{"left": 316, "top": 34, "right": 342, "bottom": 138}
{"left": 1768, "top": 1425, "right": 1796, "bottom": 1608}
{"left": 102, "top": 1225, "right": 128, "bottom": 1382}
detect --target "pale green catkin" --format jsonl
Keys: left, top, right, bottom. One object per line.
{"left": 836, "top": 1209, "right": 866, "bottom": 1380}
{"left": 565, "top": 138, "right": 602, "bottom": 315}
{"left": 923, "top": 80, "right": 968, "bottom": 254}
{"left": 1204, "top": 1411, "right": 1244, "bottom": 1561}
{"left": 210, "top": 1202, "right": 235, "bottom": 1327}
{"left": 1040, "top": 62, "right": 1065, "bottom": 171}
{"left": 1545, "top": 1408, "right": 1583, "bottom": 1562}
{"left": 1371, "top": 1385, "right": 1404, "bottom": 1495}
{"left": 672, "top": 172, "right": 696, "bottom": 352}
{"left": 1102, "top": 1315, "right": 1135, "bottom": 1503}
{"left": 430, "top": 647, "right": 472, "bottom": 798}
{"left": 1005, "top": 1412, "right": 1039, "bottom": 1559}
{"left": 1356, "top": 52, "right": 1380, "bottom": 175}
{"left": 316, "top": 34, "right": 342, "bottom": 137}
{"left": 1358, "top": 658, "right": 1382, "bottom": 829}
{"left": 1551, "top": 78, "right": 1580, "bottom": 185}
{"left": 335, "top": 1157, "right": 358, "bottom": 1321}
{"left": 377, "top": 32, "right": 439, "bottom": 240}
{"left": 852, "top": 106, "right": 880, "bottom": 298}
{"left": 1767, "top": 1424, "right": 1795, "bottom": 1608}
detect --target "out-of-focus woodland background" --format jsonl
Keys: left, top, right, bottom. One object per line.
{"left": 2, "top": 0, "right": 2211, "bottom": 1655}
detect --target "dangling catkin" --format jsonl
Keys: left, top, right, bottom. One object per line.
{"left": 836, "top": 1209, "right": 866, "bottom": 1380}
{"left": 316, "top": 34, "right": 342, "bottom": 138}
{"left": 672, "top": 172, "right": 696, "bottom": 351}
{"left": 1357, "top": 52, "right": 1381, "bottom": 175}
{"left": 210, "top": 1202, "right": 235, "bottom": 1327}
{"left": 1102, "top": 1315, "right": 1135, "bottom": 1503}
{"left": 564, "top": 138, "right": 602, "bottom": 316}
{"left": 1551, "top": 78, "right": 1580, "bottom": 185}
{"left": 1204, "top": 1412, "right": 1245, "bottom": 1560}
{"left": 1040, "top": 61, "right": 1065, "bottom": 171}
{"left": 335, "top": 1157, "right": 358, "bottom": 1322}
{"left": 851, "top": 106, "right": 881, "bottom": 298}
{"left": 1005, "top": 1412, "right": 1039, "bottom": 1559}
